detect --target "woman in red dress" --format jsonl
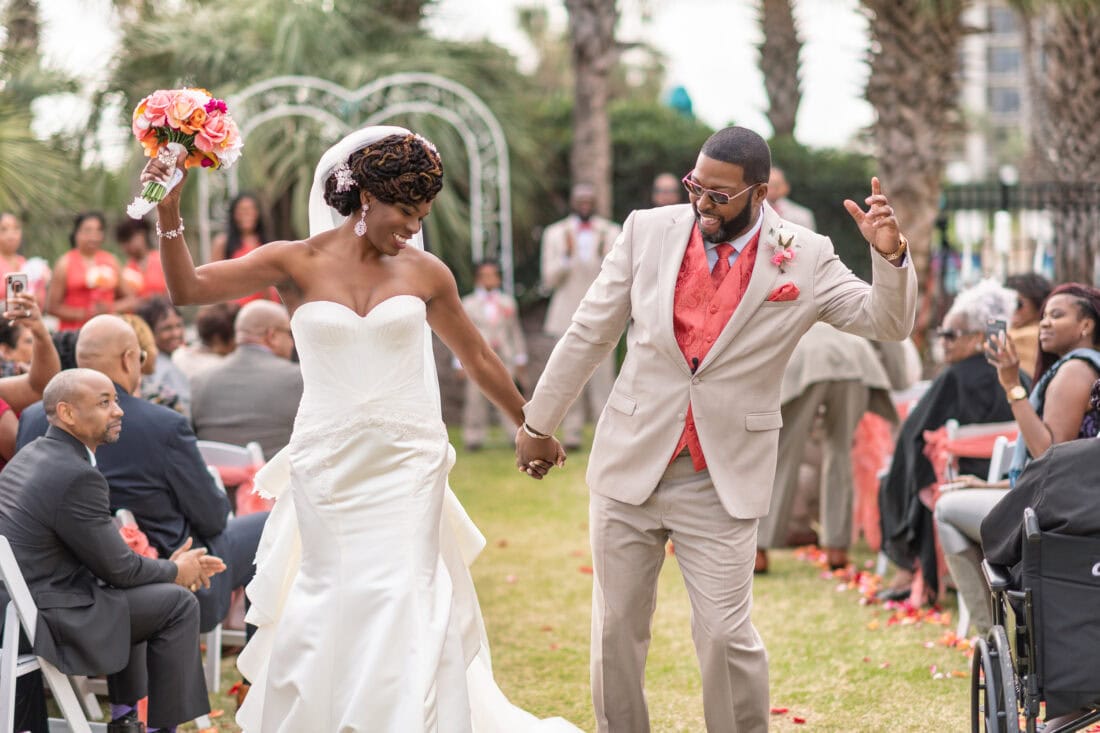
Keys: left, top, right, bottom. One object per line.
{"left": 211, "top": 193, "right": 279, "bottom": 305}
{"left": 47, "top": 212, "right": 139, "bottom": 331}
{"left": 118, "top": 218, "right": 168, "bottom": 302}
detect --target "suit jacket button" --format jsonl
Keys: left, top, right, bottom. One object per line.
{"left": 691, "top": 377, "right": 700, "bottom": 385}
{"left": 709, "top": 304, "right": 718, "bottom": 314}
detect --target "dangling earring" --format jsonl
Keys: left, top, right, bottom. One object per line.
{"left": 354, "top": 203, "right": 369, "bottom": 237}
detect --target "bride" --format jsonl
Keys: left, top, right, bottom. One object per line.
{"left": 141, "top": 126, "right": 573, "bottom": 732}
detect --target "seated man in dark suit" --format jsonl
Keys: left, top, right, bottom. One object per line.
{"left": 0, "top": 369, "right": 224, "bottom": 731}
{"left": 18, "top": 316, "right": 268, "bottom": 636}
{"left": 190, "top": 300, "right": 303, "bottom": 460}
{"left": 981, "top": 437, "right": 1100, "bottom": 574}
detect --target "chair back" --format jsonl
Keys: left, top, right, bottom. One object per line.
{"left": 0, "top": 536, "right": 37, "bottom": 645}
{"left": 986, "top": 437, "right": 1016, "bottom": 483}
{"left": 197, "top": 440, "right": 262, "bottom": 468}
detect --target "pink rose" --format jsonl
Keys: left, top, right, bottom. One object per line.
{"left": 771, "top": 252, "right": 785, "bottom": 267}
{"left": 165, "top": 90, "right": 204, "bottom": 131}
{"left": 194, "top": 113, "right": 230, "bottom": 152}
{"left": 141, "top": 89, "right": 173, "bottom": 127}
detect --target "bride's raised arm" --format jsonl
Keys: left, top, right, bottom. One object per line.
{"left": 142, "top": 152, "right": 292, "bottom": 305}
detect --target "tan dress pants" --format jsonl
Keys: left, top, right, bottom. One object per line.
{"left": 589, "top": 456, "right": 769, "bottom": 733}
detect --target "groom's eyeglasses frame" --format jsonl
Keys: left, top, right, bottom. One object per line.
{"left": 681, "top": 175, "right": 755, "bottom": 206}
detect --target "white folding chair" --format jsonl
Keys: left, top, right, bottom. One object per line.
{"left": 196, "top": 440, "right": 263, "bottom": 469}
{"left": 941, "top": 423, "right": 1017, "bottom": 638}
{"left": 197, "top": 449, "right": 256, "bottom": 694}
{"left": 0, "top": 536, "right": 106, "bottom": 733}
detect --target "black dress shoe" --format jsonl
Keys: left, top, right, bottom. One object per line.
{"left": 107, "top": 712, "right": 145, "bottom": 733}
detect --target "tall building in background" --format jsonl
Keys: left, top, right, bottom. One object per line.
{"left": 951, "top": 1, "right": 1033, "bottom": 183}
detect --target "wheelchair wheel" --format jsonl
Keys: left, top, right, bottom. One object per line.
{"left": 971, "top": 627, "right": 1020, "bottom": 733}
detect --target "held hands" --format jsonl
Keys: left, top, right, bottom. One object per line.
{"left": 139, "top": 148, "right": 190, "bottom": 211}
{"left": 170, "top": 537, "right": 228, "bottom": 592}
{"left": 984, "top": 331, "right": 1022, "bottom": 393}
{"left": 514, "top": 428, "right": 566, "bottom": 480}
{"left": 843, "top": 177, "right": 903, "bottom": 257}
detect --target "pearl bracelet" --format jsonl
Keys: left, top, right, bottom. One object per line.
{"left": 156, "top": 220, "right": 185, "bottom": 239}
{"left": 521, "top": 422, "right": 551, "bottom": 440}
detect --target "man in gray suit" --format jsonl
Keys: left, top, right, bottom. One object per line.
{"left": 190, "top": 300, "right": 303, "bottom": 460}
{"left": 0, "top": 369, "right": 224, "bottom": 731}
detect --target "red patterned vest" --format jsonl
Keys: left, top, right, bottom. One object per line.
{"left": 670, "top": 224, "right": 761, "bottom": 470}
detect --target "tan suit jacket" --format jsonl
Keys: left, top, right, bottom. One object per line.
{"left": 525, "top": 202, "right": 917, "bottom": 519}
{"left": 780, "top": 322, "right": 896, "bottom": 422}
{"left": 541, "top": 215, "right": 622, "bottom": 336}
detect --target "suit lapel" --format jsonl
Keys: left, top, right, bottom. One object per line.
{"left": 698, "top": 205, "right": 783, "bottom": 372}
{"left": 656, "top": 207, "right": 697, "bottom": 373}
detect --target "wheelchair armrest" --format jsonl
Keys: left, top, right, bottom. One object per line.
{"left": 1024, "top": 507, "right": 1040, "bottom": 543}
{"left": 982, "top": 559, "right": 1013, "bottom": 592}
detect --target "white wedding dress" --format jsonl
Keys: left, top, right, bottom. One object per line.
{"left": 235, "top": 297, "right": 581, "bottom": 732}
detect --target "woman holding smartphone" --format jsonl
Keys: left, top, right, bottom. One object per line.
{"left": 934, "top": 282, "right": 1100, "bottom": 636}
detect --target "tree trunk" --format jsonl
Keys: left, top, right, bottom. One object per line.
{"left": 758, "top": 0, "right": 803, "bottom": 139}
{"left": 862, "top": 0, "right": 968, "bottom": 340}
{"left": 565, "top": 0, "right": 619, "bottom": 218}
{"left": 1032, "top": 4, "right": 1100, "bottom": 285}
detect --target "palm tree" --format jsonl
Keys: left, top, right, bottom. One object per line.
{"left": 758, "top": 0, "right": 803, "bottom": 139}
{"left": 564, "top": 0, "right": 620, "bottom": 218}
{"left": 1013, "top": 0, "right": 1100, "bottom": 283}
{"left": 861, "top": 0, "right": 970, "bottom": 284}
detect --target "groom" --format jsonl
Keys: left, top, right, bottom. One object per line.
{"left": 516, "top": 126, "right": 917, "bottom": 732}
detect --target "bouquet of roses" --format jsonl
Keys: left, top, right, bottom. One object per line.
{"left": 126, "top": 87, "right": 243, "bottom": 219}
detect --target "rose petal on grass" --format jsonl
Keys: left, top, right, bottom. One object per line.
{"left": 792, "top": 716, "right": 807, "bottom": 724}
{"left": 209, "top": 709, "right": 223, "bottom": 718}
{"left": 497, "top": 539, "right": 509, "bottom": 548}
{"left": 569, "top": 549, "right": 585, "bottom": 557}
{"left": 578, "top": 565, "right": 593, "bottom": 574}
{"left": 540, "top": 625, "right": 554, "bottom": 632}
{"left": 770, "top": 707, "right": 789, "bottom": 715}
{"left": 505, "top": 574, "right": 517, "bottom": 584}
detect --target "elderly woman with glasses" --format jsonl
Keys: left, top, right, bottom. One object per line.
{"left": 877, "top": 280, "right": 1020, "bottom": 606}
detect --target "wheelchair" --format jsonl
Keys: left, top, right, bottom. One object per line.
{"left": 971, "top": 508, "right": 1100, "bottom": 733}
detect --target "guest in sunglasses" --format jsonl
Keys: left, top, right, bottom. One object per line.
{"left": 1004, "top": 272, "right": 1053, "bottom": 379}
{"left": 877, "top": 280, "right": 1019, "bottom": 605}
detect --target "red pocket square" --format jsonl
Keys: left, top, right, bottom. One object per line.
{"left": 767, "top": 283, "right": 800, "bottom": 302}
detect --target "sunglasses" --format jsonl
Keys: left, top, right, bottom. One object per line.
{"left": 935, "top": 329, "right": 976, "bottom": 341}
{"left": 681, "top": 174, "right": 756, "bottom": 206}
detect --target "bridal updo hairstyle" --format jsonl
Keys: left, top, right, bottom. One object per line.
{"left": 323, "top": 133, "right": 444, "bottom": 216}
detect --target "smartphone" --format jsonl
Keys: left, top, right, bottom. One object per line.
{"left": 985, "top": 319, "right": 1007, "bottom": 349}
{"left": 5, "top": 272, "right": 28, "bottom": 311}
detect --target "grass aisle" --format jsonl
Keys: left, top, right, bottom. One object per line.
{"left": 448, "top": 432, "right": 971, "bottom": 732}
{"left": 197, "top": 430, "right": 971, "bottom": 731}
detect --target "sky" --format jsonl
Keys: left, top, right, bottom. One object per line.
{"left": 35, "top": 0, "right": 875, "bottom": 163}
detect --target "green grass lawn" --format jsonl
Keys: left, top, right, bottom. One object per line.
{"left": 188, "top": 428, "right": 972, "bottom": 731}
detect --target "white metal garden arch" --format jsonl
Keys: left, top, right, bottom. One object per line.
{"left": 197, "top": 73, "right": 515, "bottom": 292}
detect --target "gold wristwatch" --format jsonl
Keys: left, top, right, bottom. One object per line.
{"left": 1007, "top": 385, "right": 1028, "bottom": 403}
{"left": 878, "top": 234, "right": 908, "bottom": 262}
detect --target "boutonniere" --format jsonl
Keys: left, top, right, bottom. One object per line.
{"left": 770, "top": 233, "right": 796, "bottom": 273}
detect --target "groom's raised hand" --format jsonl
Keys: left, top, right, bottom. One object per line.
{"left": 515, "top": 428, "right": 566, "bottom": 480}
{"left": 843, "top": 176, "right": 906, "bottom": 266}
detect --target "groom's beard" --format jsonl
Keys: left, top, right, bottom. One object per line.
{"left": 695, "top": 198, "right": 756, "bottom": 244}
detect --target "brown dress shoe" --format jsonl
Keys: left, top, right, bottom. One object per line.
{"left": 754, "top": 549, "right": 768, "bottom": 574}
{"left": 825, "top": 547, "right": 849, "bottom": 570}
